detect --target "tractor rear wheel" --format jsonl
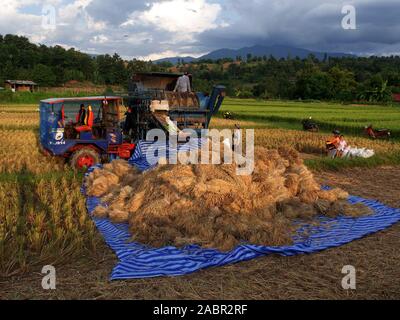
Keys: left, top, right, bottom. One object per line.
{"left": 70, "top": 148, "right": 100, "bottom": 171}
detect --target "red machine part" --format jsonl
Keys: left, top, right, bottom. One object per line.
{"left": 107, "top": 143, "right": 136, "bottom": 159}
{"left": 76, "top": 154, "right": 96, "bottom": 168}
{"left": 64, "top": 143, "right": 135, "bottom": 170}
{"left": 69, "top": 147, "right": 101, "bottom": 170}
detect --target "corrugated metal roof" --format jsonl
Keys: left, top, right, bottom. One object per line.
{"left": 5, "top": 80, "right": 38, "bottom": 85}
{"left": 40, "top": 96, "right": 121, "bottom": 104}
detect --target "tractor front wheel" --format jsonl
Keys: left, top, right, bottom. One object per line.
{"left": 70, "top": 148, "right": 100, "bottom": 171}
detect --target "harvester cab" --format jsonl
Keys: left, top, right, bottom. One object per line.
{"left": 39, "top": 96, "right": 135, "bottom": 169}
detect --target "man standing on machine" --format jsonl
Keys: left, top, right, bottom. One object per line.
{"left": 174, "top": 72, "right": 191, "bottom": 93}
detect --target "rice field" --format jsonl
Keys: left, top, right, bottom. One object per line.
{"left": 221, "top": 98, "right": 400, "bottom": 137}
{"left": 214, "top": 99, "right": 400, "bottom": 170}
{"left": 0, "top": 104, "right": 100, "bottom": 276}
{"left": 212, "top": 118, "right": 399, "bottom": 155}
{"left": 0, "top": 99, "right": 399, "bottom": 276}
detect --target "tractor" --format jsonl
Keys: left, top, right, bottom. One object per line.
{"left": 39, "top": 96, "right": 135, "bottom": 169}
{"left": 39, "top": 72, "right": 226, "bottom": 170}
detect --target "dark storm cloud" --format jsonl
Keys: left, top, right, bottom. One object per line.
{"left": 195, "top": 0, "right": 400, "bottom": 55}
{"left": 86, "top": 0, "right": 160, "bottom": 26}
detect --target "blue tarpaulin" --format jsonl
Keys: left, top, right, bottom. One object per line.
{"left": 83, "top": 141, "right": 400, "bottom": 280}
{"left": 128, "top": 137, "right": 208, "bottom": 171}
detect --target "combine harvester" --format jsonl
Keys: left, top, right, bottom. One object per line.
{"left": 39, "top": 72, "right": 226, "bottom": 169}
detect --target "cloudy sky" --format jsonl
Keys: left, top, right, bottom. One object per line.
{"left": 1, "top": 0, "right": 400, "bottom": 60}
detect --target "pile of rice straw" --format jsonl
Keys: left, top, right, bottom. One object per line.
{"left": 85, "top": 147, "right": 372, "bottom": 251}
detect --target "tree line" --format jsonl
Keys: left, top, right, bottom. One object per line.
{"left": 186, "top": 55, "right": 400, "bottom": 103}
{"left": 1, "top": 34, "right": 399, "bottom": 103}
{"left": 0, "top": 34, "right": 167, "bottom": 87}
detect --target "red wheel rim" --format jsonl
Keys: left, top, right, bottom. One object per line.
{"left": 76, "top": 154, "right": 95, "bottom": 169}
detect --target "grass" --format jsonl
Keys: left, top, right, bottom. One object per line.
{"left": 0, "top": 129, "right": 66, "bottom": 173}
{"left": 211, "top": 120, "right": 400, "bottom": 170}
{"left": 0, "top": 170, "right": 82, "bottom": 183}
{"left": 0, "top": 112, "right": 39, "bottom": 130}
{"left": 305, "top": 152, "right": 400, "bottom": 171}
{"left": 0, "top": 176, "right": 99, "bottom": 276}
{"left": 220, "top": 98, "right": 400, "bottom": 138}
{"left": 0, "top": 104, "right": 99, "bottom": 275}
{"left": 0, "top": 90, "right": 105, "bottom": 104}
{"left": 213, "top": 98, "right": 400, "bottom": 170}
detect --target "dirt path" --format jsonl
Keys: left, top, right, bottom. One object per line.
{"left": 1, "top": 166, "right": 400, "bottom": 300}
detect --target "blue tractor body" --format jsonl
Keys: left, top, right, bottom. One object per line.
{"left": 39, "top": 96, "right": 134, "bottom": 169}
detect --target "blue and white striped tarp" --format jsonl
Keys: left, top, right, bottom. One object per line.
{"left": 83, "top": 142, "right": 400, "bottom": 280}
{"left": 128, "top": 138, "right": 208, "bottom": 171}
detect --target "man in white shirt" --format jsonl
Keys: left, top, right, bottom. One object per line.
{"left": 174, "top": 72, "right": 191, "bottom": 93}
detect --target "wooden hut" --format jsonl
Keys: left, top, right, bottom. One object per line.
{"left": 4, "top": 80, "right": 38, "bottom": 92}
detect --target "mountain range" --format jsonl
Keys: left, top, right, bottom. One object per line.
{"left": 154, "top": 45, "right": 355, "bottom": 64}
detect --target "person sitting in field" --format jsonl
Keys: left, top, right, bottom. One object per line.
{"left": 332, "top": 134, "right": 375, "bottom": 159}
{"left": 337, "top": 135, "right": 349, "bottom": 158}
{"left": 326, "top": 129, "right": 341, "bottom": 158}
